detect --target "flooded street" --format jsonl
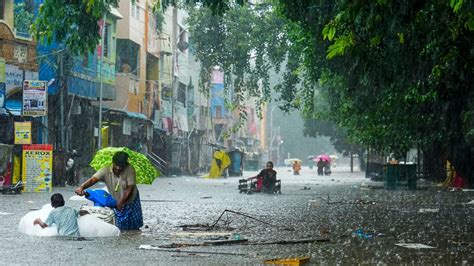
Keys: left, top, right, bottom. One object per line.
{"left": 1, "top": 166, "right": 473, "bottom": 265}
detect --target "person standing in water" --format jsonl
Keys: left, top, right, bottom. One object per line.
{"left": 75, "top": 151, "right": 143, "bottom": 231}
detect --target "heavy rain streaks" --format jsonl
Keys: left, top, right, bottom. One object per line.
{"left": 2, "top": 166, "right": 473, "bottom": 264}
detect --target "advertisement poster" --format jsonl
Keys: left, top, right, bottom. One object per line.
{"left": 123, "top": 118, "right": 132, "bottom": 135}
{"left": 14, "top": 121, "right": 31, "bottom": 144}
{"left": 23, "top": 80, "right": 47, "bottom": 116}
{"left": 22, "top": 144, "right": 53, "bottom": 192}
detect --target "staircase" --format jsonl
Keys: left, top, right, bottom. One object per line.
{"left": 147, "top": 151, "right": 168, "bottom": 176}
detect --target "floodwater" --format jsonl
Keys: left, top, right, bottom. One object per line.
{"left": 1, "top": 165, "right": 473, "bottom": 265}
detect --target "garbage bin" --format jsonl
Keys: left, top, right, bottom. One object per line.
{"left": 228, "top": 150, "right": 244, "bottom": 177}
{"left": 384, "top": 164, "right": 417, "bottom": 190}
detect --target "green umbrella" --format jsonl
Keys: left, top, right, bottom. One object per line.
{"left": 90, "top": 147, "right": 160, "bottom": 185}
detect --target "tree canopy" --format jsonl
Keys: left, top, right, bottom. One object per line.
{"left": 276, "top": 0, "right": 473, "bottom": 180}
{"left": 32, "top": 0, "right": 474, "bottom": 181}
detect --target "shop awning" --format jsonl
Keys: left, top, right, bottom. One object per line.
{"left": 103, "top": 107, "right": 151, "bottom": 122}
{"left": 109, "top": 7, "right": 123, "bottom": 19}
{"left": 0, "top": 100, "right": 22, "bottom": 116}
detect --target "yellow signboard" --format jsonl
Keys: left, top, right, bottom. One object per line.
{"left": 14, "top": 121, "right": 32, "bottom": 144}
{"left": 22, "top": 144, "right": 53, "bottom": 192}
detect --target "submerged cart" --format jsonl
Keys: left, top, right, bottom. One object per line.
{"left": 238, "top": 178, "right": 281, "bottom": 194}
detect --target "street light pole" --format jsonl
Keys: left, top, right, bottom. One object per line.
{"left": 269, "top": 105, "right": 277, "bottom": 161}
{"left": 98, "top": 12, "right": 107, "bottom": 150}
{"left": 170, "top": 7, "right": 179, "bottom": 141}
{"left": 59, "top": 52, "right": 65, "bottom": 149}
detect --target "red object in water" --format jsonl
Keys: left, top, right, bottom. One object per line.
{"left": 255, "top": 178, "right": 263, "bottom": 192}
{"left": 452, "top": 173, "right": 467, "bottom": 188}
{"left": 4, "top": 162, "right": 12, "bottom": 186}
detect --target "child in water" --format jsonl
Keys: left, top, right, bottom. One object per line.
{"left": 33, "top": 193, "right": 87, "bottom": 237}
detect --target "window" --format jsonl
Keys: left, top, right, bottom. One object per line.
{"left": 161, "top": 84, "right": 171, "bottom": 99}
{"left": 129, "top": 78, "right": 139, "bottom": 95}
{"left": 201, "top": 106, "right": 210, "bottom": 117}
{"left": 215, "top": 106, "right": 222, "bottom": 118}
{"left": 131, "top": 3, "right": 136, "bottom": 18}
{"left": 14, "top": 0, "right": 36, "bottom": 38}
{"left": 116, "top": 39, "right": 140, "bottom": 76}
{"left": 177, "top": 83, "right": 186, "bottom": 106}
{"left": 131, "top": 2, "right": 140, "bottom": 20}
{"left": 82, "top": 55, "right": 89, "bottom": 67}
{"left": 103, "top": 23, "right": 110, "bottom": 58}
{"left": 0, "top": 0, "right": 5, "bottom": 20}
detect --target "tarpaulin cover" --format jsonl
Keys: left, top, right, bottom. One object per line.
{"left": 85, "top": 189, "right": 117, "bottom": 208}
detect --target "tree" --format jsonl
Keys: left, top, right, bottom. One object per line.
{"left": 275, "top": 0, "right": 474, "bottom": 182}
{"left": 32, "top": 0, "right": 237, "bottom": 54}
{"left": 185, "top": 3, "right": 290, "bottom": 134}
{"left": 32, "top": 0, "right": 119, "bottom": 53}
{"left": 14, "top": 1, "right": 35, "bottom": 37}
{"left": 34, "top": 0, "right": 473, "bottom": 182}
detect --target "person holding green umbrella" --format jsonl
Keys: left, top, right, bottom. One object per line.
{"left": 75, "top": 151, "right": 143, "bottom": 231}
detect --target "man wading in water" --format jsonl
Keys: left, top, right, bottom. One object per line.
{"left": 75, "top": 151, "right": 143, "bottom": 231}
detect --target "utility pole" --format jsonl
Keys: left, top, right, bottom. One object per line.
{"left": 169, "top": 7, "right": 178, "bottom": 171}
{"left": 269, "top": 105, "right": 277, "bottom": 162}
{"left": 59, "top": 52, "right": 65, "bottom": 149}
{"left": 171, "top": 7, "right": 177, "bottom": 141}
{"left": 277, "top": 126, "right": 281, "bottom": 167}
{"left": 97, "top": 12, "right": 107, "bottom": 150}
{"left": 350, "top": 145, "right": 354, "bottom": 173}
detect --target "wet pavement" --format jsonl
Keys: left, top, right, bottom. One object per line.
{"left": 1, "top": 165, "right": 473, "bottom": 265}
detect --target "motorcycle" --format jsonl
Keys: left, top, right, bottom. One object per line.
{"left": 65, "top": 149, "right": 81, "bottom": 186}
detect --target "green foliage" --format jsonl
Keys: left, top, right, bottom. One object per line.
{"left": 32, "top": 0, "right": 474, "bottom": 178}
{"left": 326, "top": 34, "right": 354, "bottom": 59}
{"left": 276, "top": 0, "right": 474, "bottom": 179}
{"left": 32, "top": 0, "right": 119, "bottom": 54}
{"left": 450, "top": 0, "right": 464, "bottom": 13}
{"left": 14, "top": 2, "right": 34, "bottom": 37}
{"left": 186, "top": 3, "right": 291, "bottom": 137}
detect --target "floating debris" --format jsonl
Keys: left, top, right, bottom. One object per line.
{"left": 264, "top": 256, "right": 310, "bottom": 265}
{"left": 395, "top": 243, "right": 435, "bottom": 249}
{"left": 418, "top": 208, "right": 440, "bottom": 213}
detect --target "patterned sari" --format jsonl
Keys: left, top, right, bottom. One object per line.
{"left": 114, "top": 191, "right": 143, "bottom": 231}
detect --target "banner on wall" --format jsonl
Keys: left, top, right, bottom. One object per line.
{"left": 22, "top": 144, "right": 53, "bottom": 192}
{"left": 23, "top": 80, "right": 47, "bottom": 116}
{"left": 14, "top": 121, "right": 32, "bottom": 144}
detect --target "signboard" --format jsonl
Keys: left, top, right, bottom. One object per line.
{"left": 14, "top": 121, "right": 31, "bottom": 144}
{"left": 23, "top": 80, "right": 47, "bottom": 116}
{"left": 160, "top": 100, "right": 172, "bottom": 117}
{"left": 175, "top": 105, "right": 189, "bottom": 132}
{"left": 5, "top": 64, "right": 23, "bottom": 94}
{"left": 22, "top": 144, "right": 53, "bottom": 192}
{"left": 123, "top": 118, "right": 132, "bottom": 135}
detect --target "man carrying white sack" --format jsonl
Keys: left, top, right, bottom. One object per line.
{"left": 75, "top": 151, "right": 143, "bottom": 231}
